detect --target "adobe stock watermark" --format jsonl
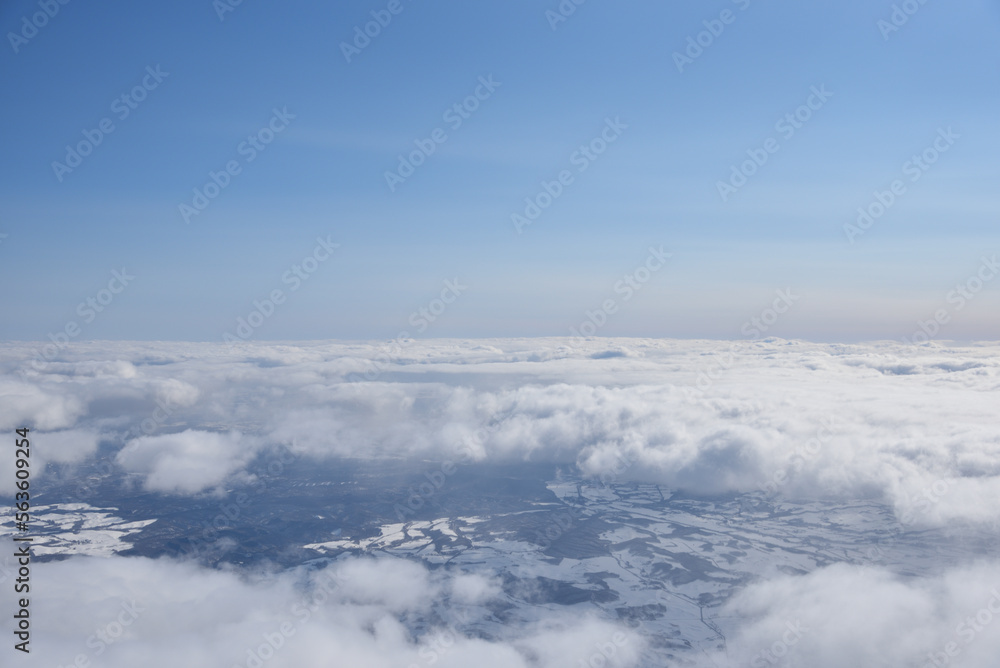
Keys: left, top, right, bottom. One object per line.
{"left": 843, "top": 127, "right": 959, "bottom": 243}
{"left": 577, "top": 630, "right": 630, "bottom": 668}
{"left": 393, "top": 460, "right": 462, "bottom": 522}
{"left": 385, "top": 75, "right": 501, "bottom": 192}
{"left": 740, "top": 288, "right": 799, "bottom": 339}
{"left": 901, "top": 254, "right": 998, "bottom": 345}
{"left": 535, "top": 454, "right": 635, "bottom": 547}
{"left": 56, "top": 600, "right": 145, "bottom": 668}
{"left": 896, "top": 478, "right": 958, "bottom": 527}
{"left": 569, "top": 246, "right": 671, "bottom": 341}
{"left": 51, "top": 65, "right": 169, "bottom": 182}
{"left": 545, "top": 0, "right": 588, "bottom": 30}
{"left": 860, "top": 475, "right": 957, "bottom": 570}
{"left": 213, "top": 0, "right": 248, "bottom": 21}
{"left": 231, "top": 566, "right": 352, "bottom": 668}
{"left": 19, "top": 268, "right": 135, "bottom": 378}
{"left": 394, "top": 409, "right": 512, "bottom": 521}
{"left": 223, "top": 235, "right": 339, "bottom": 344}
{"left": 405, "top": 602, "right": 490, "bottom": 668}
{"left": 391, "top": 428, "right": 497, "bottom": 523}
{"left": 759, "top": 417, "right": 836, "bottom": 497}
{"left": 717, "top": 85, "right": 833, "bottom": 202}
{"left": 408, "top": 622, "right": 470, "bottom": 668}
{"left": 7, "top": 0, "right": 71, "bottom": 54}
{"left": 680, "top": 288, "right": 800, "bottom": 402}
{"left": 173, "top": 448, "right": 299, "bottom": 562}
{"left": 511, "top": 117, "right": 628, "bottom": 234}
{"left": 179, "top": 107, "right": 295, "bottom": 224}
{"left": 347, "top": 332, "right": 413, "bottom": 383}
{"left": 408, "top": 278, "right": 467, "bottom": 333}
{"left": 119, "top": 392, "right": 183, "bottom": 444}
{"left": 673, "top": 0, "right": 752, "bottom": 73}
{"left": 749, "top": 619, "right": 809, "bottom": 667}
{"left": 76, "top": 394, "right": 195, "bottom": 501}
{"left": 340, "top": 0, "right": 415, "bottom": 63}
{"left": 921, "top": 587, "right": 1000, "bottom": 668}
{"left": 877, "top": 0, "right": 932, "bottom": 40}
{"left": 348, "top": 277, "right": 467, "bottom": 382}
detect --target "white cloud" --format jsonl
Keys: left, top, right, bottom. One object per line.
{"left": 1, "top": 339, "right": 998, "bottom": 665}
{"left": 115, "top": 429, "right": 259, "bottom": 494}
{"left": 1, "top": 338, "right": 998, "bottom": 524}
{"left": 9, "top": 554, "right": 639, "bottom": 668}
{"left": 0, "top": 428, "right": 100, "bottom": 495}
{"left": 0, "top": 379, "right": 86, "bottom": 431}
{"left": 23, "top": 552, "right": 998, "bottom": 668}
{"left": 516, "top": 617, "right": 644, "bottom": 668}
{"left": 334, "top": 558, "right": 436, "bottom": 613}
{"left": 449, "top": 572, "right": 502, "bottom": 605}
{"left": 40, "top": 428, "right": 101, "bottom": 464}
{"left": 699, "top": 561, "right": 1000, "bottom": 668}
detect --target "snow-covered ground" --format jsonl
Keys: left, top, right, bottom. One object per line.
{"left": 1, "top": 503, "right": 155, "bottom": 557}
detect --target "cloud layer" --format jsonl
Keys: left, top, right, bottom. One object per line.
{"left": 115, "top": 429, "right": 260, "bottom": 494}
{"left": 2, "top": 337, "right": 999, "bottom": 526}
{"left": 4, "top": 554, "right": 642, "bottom": 668}
{"left": 2, "top": 339, "right": 999, "bottom": 665}
{"left": 701, "top": 560, "right": 1000, "bottom": 668}
{"left": 2, "top": 552, "right": 997, "bottom": 668}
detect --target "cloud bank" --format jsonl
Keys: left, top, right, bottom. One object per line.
{"left": 4, "top": 554, "right": 642, "bottom": 668}
{"left": 701, "top": 560, "right": 1000, "bottom": 668}
{"left": 2, "top": 338, "right": 998, "bottom": 665}
{"left": 2, "top": 337, "right": 999, "bottom": 526}
{"left": 1, "top": 553, "right": 997, "bottom": 667}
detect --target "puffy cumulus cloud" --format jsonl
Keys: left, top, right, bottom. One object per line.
{"left": 39, "top": 428, "right": 102, "bottom": 464}
{"left": 0, "top": 378, "right": 86, "bottom": 431}
{"left": 515, "top": 617, "right": 645, "bottom": 668}
{"left": 155, "top": 377, "right": 200, "bottom": 404}
{"left": 270, "top": 365, "right": 1000, "bottom": 525}
{"left": 0, "top": 428, "right": 100, "bottom": 495}
{"left": 696, "top": 561, "right": 1000, "bottom": 668}
{"left": 2, "top": 338, "right": 1000, "bottom": 525}
{"left": 334, "top": 557, "right": 437, "bottom": 613}
{"left": 3, "top": 531, "right": 995, "bottom": 668}
{"left": 115, "top": 430, "right": 260, "bottom": 494}
{"left": 9, "top": 554, "right": 638, "bottom": 668}
{"left": 449, "top": 572, "right": 503, "bottom": 605}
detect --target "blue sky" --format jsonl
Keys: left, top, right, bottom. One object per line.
{"left": 1, "top": 0, "right": 998, "bottom": 342}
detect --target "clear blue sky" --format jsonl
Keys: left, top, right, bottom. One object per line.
{"left": 1, "top": 0, "right": 998, "bottom": 342}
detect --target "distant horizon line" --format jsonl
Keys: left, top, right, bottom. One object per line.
{"left": 1, "top": 335, "right": 997, "bottom": 346}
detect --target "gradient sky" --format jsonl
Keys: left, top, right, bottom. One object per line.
{"left": 1, "top": 0, "right": 998, "bottom": 342}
